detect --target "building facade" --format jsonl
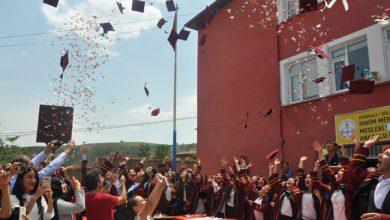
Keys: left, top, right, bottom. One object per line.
{"left": 186, "top": 0, "right": 390, "bottom": 175}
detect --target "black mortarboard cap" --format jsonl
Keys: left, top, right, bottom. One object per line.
{"left": 199, "top": 34, "right": 207, "bottom": 46}
{"left": 144, "top": 83, "right": 149, "bottom": 97}
{"left": 349, "top": 79, "right": 375, "bottom": 94}
{"left": 313, "top": 76, "right": 326, "bottom": 84}
{"left": 166, "top": 0, "right": 176, "bottom": 12}
{"left": 299, "top": 0, "right": 318, "bottom": 12}
{"left": 36, "top": 105, "right": 73, "bottom": 144}
{"left": 60, "top": 50, "right": 69, "bottom": 73}
{"left": 117, "top": 2, "right": 125, "bottom": 14}
{"left": 341, "top": 64, "right": 355, "bottom": 87}
{"left": 168, "top": 29, "right": 179, "bottom": 51}
{"left": 43, "top": 0, "right": 59, "bottom": 7}
{"left": 264, "top": 108, "right": 274, "bottom": 117}
{"left": 132, "top": 0, "right": 145, "bottom": 13}
{"left": 178, "top": 28, "right": 190, "bottom": 41}
{"left": 157, "top": 18, "right": 167, "bottom": 29}
{"left": 100, "top": 22, "right": 115, "bottom": 35}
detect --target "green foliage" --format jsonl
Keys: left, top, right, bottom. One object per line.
{"left": 0, "top": 136, "right": 28, "bottom": 164}
{"left": 153, "top": 144, "right": 171, "bottom": 159}
{"left": 137, "top": 143, "right": 152, "bottom": 158}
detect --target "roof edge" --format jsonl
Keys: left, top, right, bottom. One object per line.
{"left": 184, "top": 0, "right": 233, "bottom": 30}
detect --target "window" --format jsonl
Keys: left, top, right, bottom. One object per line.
{"left": 278, "top": 0, "right": 321, "bottom": 22}
{"left": 384, "top": 28, "right": 390, "bottom": 76}
{"left": 288, "top": 57, "right": 319, "bottom": 103}
{"left": 287, "top": 0, "right": 298, "bottom": 18}
{"left": 331, "top": 38, "right": 370, "bottom": 91}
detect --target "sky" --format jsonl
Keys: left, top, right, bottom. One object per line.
{"left": 0, "top": 0, "right": 214, "bottom": 147}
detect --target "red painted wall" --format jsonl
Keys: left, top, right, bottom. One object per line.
{"left": 196, "top": 0, "right": 390, "bottom": 175}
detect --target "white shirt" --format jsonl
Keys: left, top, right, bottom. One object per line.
{"left": 227, "top": 188, "right": 235, "bottom": 207}
{"left": 375, "top": 176, "right": 390, "bottom": 210}
{"left": 10, "top": 194, "right": 54, "bottom": 220}
{"left": 253, "top": 197, "right": 264, "bottom": 220}
{"left": 331, "top": 190, "right": 347, "bottom": 220}
{"left": 280, "top": 196, "right": 293, "bottom": 217}
{"left": 195, "top": 199, "right": 205, "bottom": 214}
{"left": 301, "top": 193, "right": 316, "bottom": 220}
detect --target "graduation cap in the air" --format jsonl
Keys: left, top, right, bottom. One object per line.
{"left": 168, "top": 28, "right": 179, "bottom": 51}
{"left": 166, "top": 0, "right": 176, "bottom": 12}
{"left": 313, "top": 76, "right": 326, "bottom": 84}
{"left": 199, "top": 34, "right": 207, "bottom": 46}
{"left": 299, "top": 0, "right": 318, "bottom": 12}
{"left": 266, "top": 149, "right": 279, "bottom": 160}
{"left": 314, "top": 47, "right": 328, "bottom": 59}
{"left": 60, "top": 50, "right": 69, "bottom": 73}
{"left": 36, "top": 105, "right": 74, "bottom": 144}
{"left": 100, "top": 22, "right": 115, "bottom": 35}
{"left": 151, "top": 108, "right": 160, "bottom": 116}
{"left": 117, "top": 2, "right": 125, "bottom": 14}
{"left": 144, "top": 83, "right": 150, "bottom": 97}
{"left": 178, "top": 28, "right": 190, "bottom": 41}
{"left": 132, "top": 0, "right": 145, "bottom": 13}
{"left": 157, "top": 18, "right": 167, "bottom": 29}
{"left": 264, "top": 108, "right": 274, "bottom": 117}
{"left": 43, "top": 0, "right": 59, "bottom": 7}
{"left": 348, "top": 79, "right": 375, "bottom": 94}
{"left": 341, "top": 64, "right": 355, "bottom": 88}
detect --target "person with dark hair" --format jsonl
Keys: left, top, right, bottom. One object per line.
{"left": 51, "top": 177, "right": 85, "bottom": 220}
{"left": 0, "top": 171, "right": 12, "bottom": 219}
{"left": 281, "top": 162, "right": 293, "bottom": 181}
{"left": 127, "top": 173, "right": 167, "bottom": 220}
{"left": 9, "top": 140, "right": 75, "bottom": 191}
{"left": 84, "top": 171, "right": 127, "bottom": 220}
{"left": 10, "top": 166, "right": 54, "bottom": 220}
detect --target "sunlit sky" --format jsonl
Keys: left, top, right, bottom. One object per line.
{"left": 0, "top": 0, "right": 213, "bottom": 146}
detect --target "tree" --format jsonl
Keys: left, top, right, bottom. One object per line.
{"left": 137, "top": 143, "right": 152, "bottom": 158}
{"left": 154, "top": 144, "right": 171, "bottom": 159}
{"left": 0, "top": 135, "right": 28, "bottom": 164}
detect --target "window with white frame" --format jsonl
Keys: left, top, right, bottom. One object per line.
{"left": 287, "top": 57, "right": 319, "bottom": 103}
{"left": 384, "top": 28, "right": 390, "bottom": 76}
{"left": 278, "top": 0, "right": 323, "bottom": 22}
{"left": 331, "top": 38, "right": 370, "bottom": 91}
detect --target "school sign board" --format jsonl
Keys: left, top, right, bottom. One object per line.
{"left": 335, "top": 105, "right": 390, "bottom": 145}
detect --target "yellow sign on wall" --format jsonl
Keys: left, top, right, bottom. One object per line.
{"left": 335, "top": 105, "right": 390, "bottom": 145}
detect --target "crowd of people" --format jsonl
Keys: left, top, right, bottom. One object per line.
{"left": 0, "top": 135, "right": 389, "bottom": 220}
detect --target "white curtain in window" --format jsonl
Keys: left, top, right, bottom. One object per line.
{"left": 302, "top": 58, "right": 319, "bottom": 100}
{"left": 289, "top": 64, "right": 300, "bottom": 102}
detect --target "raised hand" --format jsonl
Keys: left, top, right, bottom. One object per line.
{"left": 64, "top": 140, "right": 75, "bottom": 154}
{"left": 351, "top": 135, "right": 360, "bottom": 149}
{"left": 300, "top": 156, "right": 308, "bottom": 161}
{"left": 72, "top": 177, "right": 81, "bottom": 190}
{"left": 363, "top": 135, "right": 381, "bottom": 148}
{"left": 81, "top": 145, "right": 87, "bottom": 154}
{"left": 313, "top": 140, "right": 323, "bottom": 153}
{"left": 0, "top": 171, "right": 10, "bottom": 190}
{"left": 45, "top": 140, "right": 58, "bottom": 154}
{"left": 220, "top": 157, "right": 228, "bottom": 167}
{"left": 233, "top": 156, "right": 238, "bottom": 164}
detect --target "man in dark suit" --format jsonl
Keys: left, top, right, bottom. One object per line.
{"left": 362, "top": 145, "right": 390, "bottom": 220}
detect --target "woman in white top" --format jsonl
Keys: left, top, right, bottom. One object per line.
{"left": 11, "top": 166, "right": 54, "bottom": 220}
{"left": 127, "top": 173, "right": 167, "bottom": 220}
{"left": 51, "top": 177, "right": 85, "bottom": 220}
